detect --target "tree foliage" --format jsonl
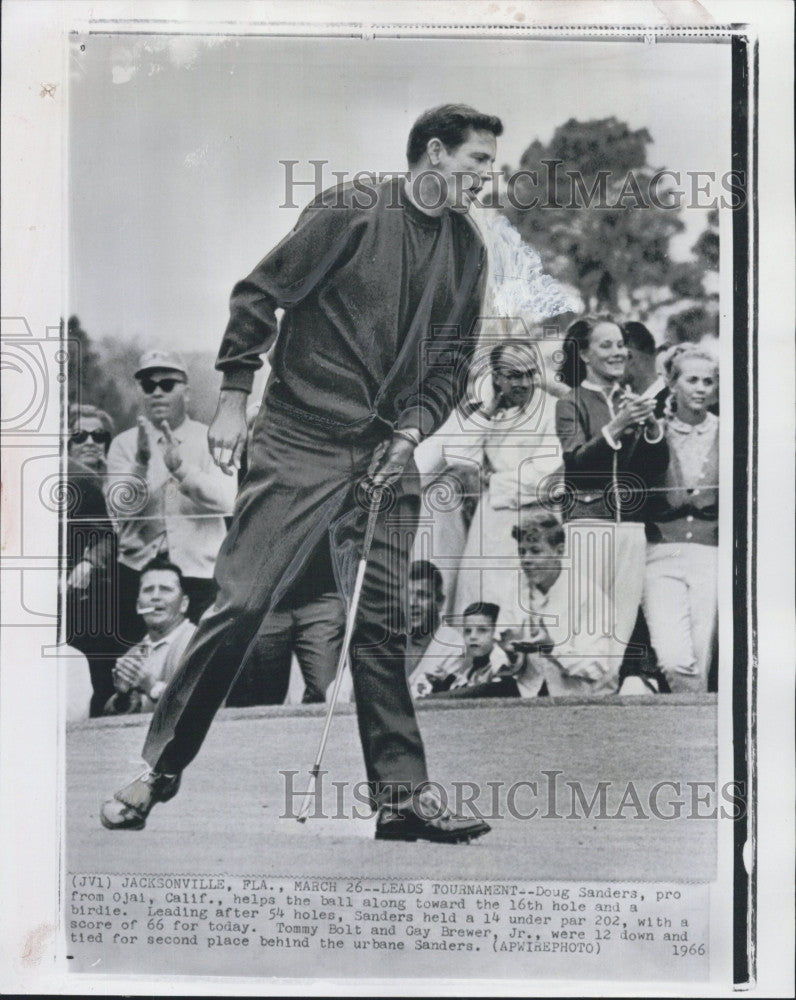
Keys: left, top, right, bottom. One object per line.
{"left": 65, "top": 315, "right": 223, "bottom": 432}
{"left": 67, "top": 315, "right": 142, "bottom": 431}
{"left": 500, "top": 117, "right": 716, "bottom": 327}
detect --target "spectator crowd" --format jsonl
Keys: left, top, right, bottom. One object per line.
{"left": 64, "top": 316, "right": 719, "bottom": 720}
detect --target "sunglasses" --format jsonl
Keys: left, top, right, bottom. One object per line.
{"left": 70, "top": 429, "right": 111, "bottom": 445}
{"left": 139, "top": 377, "right": 185, "bottom": 395}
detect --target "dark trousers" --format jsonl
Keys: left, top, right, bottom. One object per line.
{"left": 227, "top": 591, "right": 345, "bottom": 706}
{"left": 428, "top": 677, "right": 521, "bottom": 700}
{"left": 142, "top": 403, "right": 428, "bottom": 808}
{"left": 66, "top": 573, "right": 126, "bottom": 716}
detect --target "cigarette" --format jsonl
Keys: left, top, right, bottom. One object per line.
{"left": 137, "top": 606, "right": 155, "bottom": 614}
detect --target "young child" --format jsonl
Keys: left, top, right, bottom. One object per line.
{"left": 414, "top": 602, "right": 515, "bottom": 697}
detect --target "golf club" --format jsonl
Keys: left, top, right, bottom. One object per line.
{"left": 296, "top": 490, "right": 382, "bottom": 823}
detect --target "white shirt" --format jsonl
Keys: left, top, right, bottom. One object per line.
{"left": 639, "top": 375, "right": 667, "bottom": 401}
{"left": 507, "top": 571, "right": 616, "bottom": 697}
{"left": 416, "top": 391, "right": 562, "bottom": 509}
{"left": 105, "top": 417, "right": 237, "bottom": 577}
{"left": 125, "top": 618, "right": 196, "bottom": 711}
{"left": 407, "top": 624, "right": 466, "bottom": 697}
{"left": 446, "top": 644, "right": 513, "bottom": 691}
{"left": 666, "top": 412, "right": 719, "bottom": 490}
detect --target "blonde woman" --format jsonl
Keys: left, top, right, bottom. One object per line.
{"left": 642, "top": 344, "right": 719, "bottom": 693}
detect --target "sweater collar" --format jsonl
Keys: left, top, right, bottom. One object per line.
{"left": 396, "top": 178, "right": 444, "bottom": 230}
{"left": 581, "top": 379, "right": 623, "bottom": 401}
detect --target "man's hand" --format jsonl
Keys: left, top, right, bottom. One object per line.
{"left": 208, "top": 390, "right": 248, "bottom": 475}
{"left": 67, "top": 560, "right": 93, "bottom": 590}
{"left": 134, "top": 416, "right": 151, "bottom": 465}
{"left": 497, "top": 627, "right": 522, "bottom": 665}
{"left": 112, "top": 651, "right": 147, "bottom": 694}
{"left": 411, "top": 675, "right": 434, "bottom": 699}
{"left": 367, "top": 434, "right": 416, "bottom": 490}
{"left": 159, "top": 420, "right": 184, "bottom": 475}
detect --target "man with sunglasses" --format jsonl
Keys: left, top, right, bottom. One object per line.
{"left": 104, "top": 350, "right": 237, "bottom": 646}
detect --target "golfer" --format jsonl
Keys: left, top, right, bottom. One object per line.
{"left": 101, "top": 105, "right": 502, "bottom": 843}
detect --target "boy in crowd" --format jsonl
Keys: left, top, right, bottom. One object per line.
{"left": 412, "top": 602, "right": 514, "bottom": 697}
{"left": 501, "top": 509, "right": 617, "bottom": 697}
{"left": 404, "top": 560, "right": 465, "bottom": 682}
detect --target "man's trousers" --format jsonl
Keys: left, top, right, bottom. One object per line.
{"left": 226, "top": 591, "right": 345, "bottom": 706}
{"left": 141, "top": 400, "right": 429, "bottom": 807}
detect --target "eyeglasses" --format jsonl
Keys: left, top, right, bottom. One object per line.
{"left": 139, "top": 377, "right": 185, "bottom": 395}
{"left": 70, "top": 429, "right": 111, "bottom": 445}
{"left": 500, "top": 369, "right": 538, "bottom": 381}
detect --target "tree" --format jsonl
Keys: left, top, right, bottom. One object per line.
{"left": 66, "top": 315, "right": 223, "bottom": 431}
{"left": 664, "top": 207, "right": 719, "bottom": 343}
{"left": 501, "top": 117, "right": 689, "bottom": 314}
{"left": 66, "top": 315, "right": 138, "bottom": 431}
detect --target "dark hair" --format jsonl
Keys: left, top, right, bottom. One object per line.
{"left": 462, "top": 602, "right": 500, "bottom": 625}
{"left": 622, "top": 321, "right": 656, "bottom": 356}
{"left": 512, "top": 510, "right": 566, "bottom": 548}
{"left": 409, "top": 559, "right": 445, "bottom": 601}
{"left": 139, "top": 556, "right": 185, "bottom": 589}
{"left": 406, "top": 104, "right": 503, "bottom": 166}
{"left": 559, "top": 314, "right": 623, "bottom": 388}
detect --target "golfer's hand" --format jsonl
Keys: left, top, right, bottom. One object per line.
{"left": 367, "top": 435, "right": 415, "bottom": 489}
{"left": 208, "top": 390, "right": 248, "bottom": 475}
{"left": 134, "top": 417, "right": 151, "bottom": 465}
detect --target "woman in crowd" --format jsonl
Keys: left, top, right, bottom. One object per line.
{"left": 65, "top": 403, "right": 125, "bottom": 715}
{"left": 642, "top": 344, "right": 719, "bottom": 692}
{"left": 555, "top": 315, "right": 669, "bottom": 693}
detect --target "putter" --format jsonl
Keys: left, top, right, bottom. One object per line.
{"left": 296, "top": 491, "right": 382, "bottom": 823}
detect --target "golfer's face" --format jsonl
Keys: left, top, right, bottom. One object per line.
{"left": 437, "top": 128, "right": 497, "bottom": 210}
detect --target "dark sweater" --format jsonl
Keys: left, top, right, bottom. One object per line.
{"left": 555, "top": 385, "right": 669, "bottom": 522}
{"left": 216, "top": 177, "right": 486, "bottom": 440}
